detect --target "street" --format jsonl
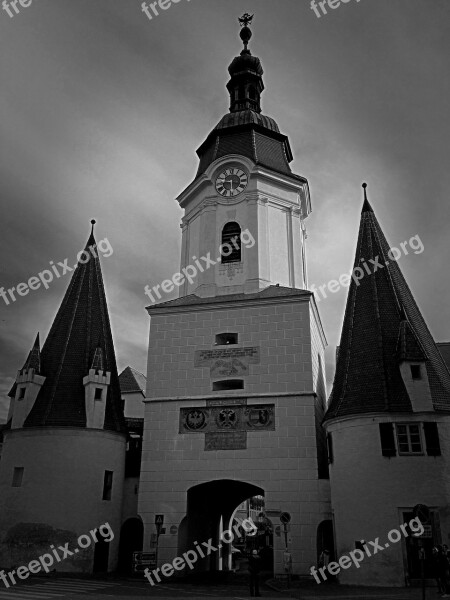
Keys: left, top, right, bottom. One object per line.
{"left": 0, "top": 576, "right": 434, "bottom": 600}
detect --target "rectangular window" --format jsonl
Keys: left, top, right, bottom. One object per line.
{"left": 396, "top": 424, "right": 423, "bottom": 455}
{"left": 94, "top": 388, "right": 103, "bottom": 401}
{"left": 102, "top": 470, "right": 113, "bottom": 501}
{"left": 379, "top": 423, "right": 397, "bottom": 457}
{"left": 423, "top": 422, "right": 441, "bottom": 456}
{"left": 326, "top": 432, "right": 334, "bottom": 464}
{"left": 215, "top": 333, "right": 238, "bottom": 346}
{"left": 212, "top": 379, "right": 244, "bottom": 391}
{"left": 18, "top": 388, "right": 26, "bottom": 400}
{"left": 12, "top": 467, "right": 24, "bottom": 487}
{"left": 410, "top": 365, "right": 422, "bottom": 380}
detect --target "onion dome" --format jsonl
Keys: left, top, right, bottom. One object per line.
{"left": 196, "top": 15, "right": 300, "bottom": 180}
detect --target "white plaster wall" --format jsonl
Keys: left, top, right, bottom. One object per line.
{"left": 123, "top": 391, "right": 145, "bottom": 419}
{"left": 146, "top": 300, "right": 316, "bottom": 399}
{"left": 141, "top": 297, "right": 331, "bottom": 576}
{"left": 0, "top": 428, "right": 126, "bottom": 573}
{"left": 268, "top": 205, "right": 290, "bottom": 287}
{"left": 327, "top": 415, "right": 450, "bottom": 586}
{"left": 178, "top": 156, "right": 308, "bottom": 299}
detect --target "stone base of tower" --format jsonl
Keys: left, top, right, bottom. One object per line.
{"left": 139, "top": 396, "right": 332, "bottom": 578}
{"left": 140, "top": 287, "right": 331, "bottom": 579}
{"left": 0, "top": 428, "right": 126, "bottom": 574}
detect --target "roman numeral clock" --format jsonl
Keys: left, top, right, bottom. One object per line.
{"left": 215, "top": 167, "right": 248, "bottom": 198}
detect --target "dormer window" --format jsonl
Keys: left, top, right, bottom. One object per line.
{"left": 410, "top": 365, "right": 422, "bottom": 380}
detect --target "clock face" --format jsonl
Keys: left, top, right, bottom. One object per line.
{"left": 215, "top": 168, "right": 248, "bottom": 197}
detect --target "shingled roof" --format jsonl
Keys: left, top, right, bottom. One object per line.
{"left": 119, "top": 367, "right": 147, "bottom": 395}
{"left": 8, "top": 334, "right": 41, "bottom": 399}
{"left": 325, "top": 189, "right": 450, "bottom": 421}
{"left": 24, "top": 224, "right": 127, "bottom": 433}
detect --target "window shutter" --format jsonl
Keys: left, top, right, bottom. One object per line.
{"left": 379, "top": 423, "right": 396, "bottom": 457}
{"left": 423, "top": 422, "right": 441, "bottom": 456}
{"left": 327, "top": 433, "right": 334, "bottom": 464}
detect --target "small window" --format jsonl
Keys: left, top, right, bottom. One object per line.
{"left": 423, "top": 422, "right": 441, "bottom": 456}
{"left": 396, "top": 424, "right": 423, "bottom": 455}
{"left": 213, "top": 380, "right": 244, "bottom": 391}
{"left": 215, "top": 333, "right": 238, "bottom": 346}
{"left": 94, "top": 388, "right": 103, "bottom": 401}
{"left": 12, "top": 467, "right": 24, "bottom": 487}
{"left": 221, "top": 222, "right": 241, "bottom": 264}
{"left": 410, "top": 365, "right": 422, "bottom": 380}
{"left": 18, "top": 388, "right": 26, "bottom": 400}
{"left": 326, "top": 433, "right": 334, "bottom": 464}
{"left": 102, "top": 470, "right": 113, "bottom": 501}
{"left": 379, "top": 423, "right": 397, "bottom": 457}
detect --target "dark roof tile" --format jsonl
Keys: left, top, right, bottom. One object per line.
{"left": 326, "top": 200, "right": 450, "bottom": 421}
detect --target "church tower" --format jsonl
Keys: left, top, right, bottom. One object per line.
{"left": 0, "top": 223, "right": 127, "bottom": 573}
{"left": 177, "top": 15, "right": 310, "bottom": 299}
{"left": 140, "top": 16, "right": 331, "bottom": 579}
{"left": 324, "top": 186, "right": 450, "bottom": 586}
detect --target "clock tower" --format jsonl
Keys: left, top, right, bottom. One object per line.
{"left": 177, "top": 14, "right": 311, "bottom": 298}
{"left": 140, "top": 16, "right": 330, "bottom": 580}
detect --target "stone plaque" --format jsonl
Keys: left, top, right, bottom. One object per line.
{"left": 206, "top": 398, "right": 247, "bottom": 407}
{"left": 194, "top": 347, "right": 260, "bottom": 378}
{"left": 205, "top": 431, "right": 247, "bottom": 451}
{"left": 179, "top": 404, "right": 275, "bottom": 434}
{"left": 195, "top": 347, "right": 260, "bottom": 366}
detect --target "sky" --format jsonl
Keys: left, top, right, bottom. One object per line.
{"left": 1, "top": 0, "right": 449, "bottom": 420}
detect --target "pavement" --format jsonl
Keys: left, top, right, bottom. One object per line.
{"left": 0, "top": 574, "right": 441, "bottom": 600}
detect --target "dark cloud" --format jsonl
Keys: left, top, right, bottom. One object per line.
{"left": 1, "top": 0, "right": 449, "bottom": 419}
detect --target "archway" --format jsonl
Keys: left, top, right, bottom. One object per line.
{"left": 179, "top": 480, "right": 265, "bottom": 574}
{"left": 317, "top": 520, "right": 335, "bottom": 564}
{"left": 117, "top": 518, "right": 144, "bottom": 574}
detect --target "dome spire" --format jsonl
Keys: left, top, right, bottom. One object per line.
{"left": 227, "top": 14, "right": 264, "bottom": 114}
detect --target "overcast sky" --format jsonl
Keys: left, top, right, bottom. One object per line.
{"left": 1, "top": 0, "right": 449, "bottom": 420}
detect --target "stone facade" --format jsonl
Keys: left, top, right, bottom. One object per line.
{"left": 139, "top": 292, "right": 331, "bottom": 576}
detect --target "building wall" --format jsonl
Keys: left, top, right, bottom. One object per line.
{"left": 140, "top": 296, "right": 331, "bottom": 576}
{"left": 0, "top": 428, "right": 126, "bottom": 573}
{"left": 326, "top": 414, "right": 450, "bottom": 586}
{"left": 178, "top": 156, "right": 309, "bottom": 298}
{"left": 123, "top": 391, "right": 145, "bottom": 419}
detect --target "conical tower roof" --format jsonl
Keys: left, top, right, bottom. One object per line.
{"left": 325, "top": 186, "right": 450, "bottom": 421}
{"left": 22, "top": 333, "right": 41, "bottom": 372}
{"left": 24, "top": 221, "right": 126, "bottom": 433}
